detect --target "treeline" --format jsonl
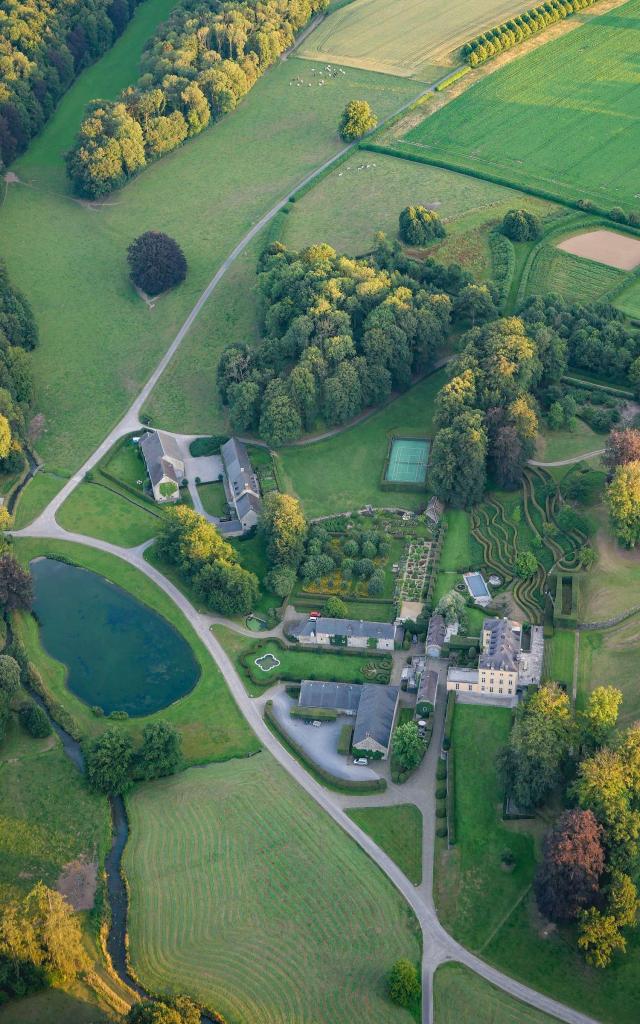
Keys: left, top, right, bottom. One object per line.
{"left": 518, "top": 295, "right": 640, "bottom": 389}
{"left": 461, "top": 0, "right": 603, "bottom": 67}
{"left": 66, "top": 0, "right": 328, "bottom": 197}
{"left": 0, "top": 262, "right": 38, "bottom": 479}
{"left": 0, "top": 0, "right": 145, "bottom": 169}
{"left": 218, "top": 235, "right": 498, "bottom": 446}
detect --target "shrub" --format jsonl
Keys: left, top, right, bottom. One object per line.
{"left": 388, "top": 958, "right": 420, "bottom": 1008}
{"left": 443, "top": 694, "right": 456, "bottom": 750}
{"left": 436, "top": 801, "right": 447, "bottom": 818}
{"left": 19, "top": 700, "right": 52, "bottom": 738}
{"left": 436, "top": 760, "right": 447, "bottom": 780}
{"left": 436, "top": 825, "right": 448, "bottom": 838}
{"left": 435, "top": 786, "right": 447, "bottom": 799}
{"left": 127, "top": 231, "right": 187, "bottom": 297}
{"left": 325, "top": 596, "right": 348, "bottom": 617}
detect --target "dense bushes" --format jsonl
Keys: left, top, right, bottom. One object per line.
{"left": 399, "top": 205, "right": 445, "bottom": 245}
{"left": 66, "top": 0, "right": 328, "bottom": 196}
{"left": 461, "top": 0, "right": 604, "bottom": 67}
{"left": 0, "top": 0, "right": 145, "bottom": 170}
{"left": 488, "top": 230, "right": 515, "bottom": 309}
{"left": 218, "top": 235, "right": 473, "bottom": 445}
{"left": 501, "top": 209, "right": 541, "bottom": 242}
{"left": 0, "top": 264, "right": 38, "bottom": 480}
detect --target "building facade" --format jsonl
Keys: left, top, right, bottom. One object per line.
{"left": 220, "top": 437, "right": 261, "bottom": 533}
{"left": 290, "top": 616, "right": 397, "bottom": 651}
{"left": 446, "top": 617, "right": 544, "bottom": 703}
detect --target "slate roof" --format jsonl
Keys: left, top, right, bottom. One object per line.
{"left": 479, "top": 617, "right": 520, "bottom": 672}
{"left": 353, "top": 685, "right": 399, "bottom": 750}
{"left": 221, "top": 437, "right": 259, "bottom": 499}
{"left": 426, "top": 614, "right": 446, "bottom": 648}
{"left": 298, "top": 680, "right": 361, "bottom": 714}
{"left": 292, "top": 616, "right": 396, "bottom": 642}
{"left": 140, "top": 431, "right": 183, "bottom": 487}
{"left": 236, "top": 491, "right": 261, "bottom": 520}
{"left": 417, "top": 669, "right": 438, "bottom": 708}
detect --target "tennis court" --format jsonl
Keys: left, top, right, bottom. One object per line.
{"left": 385, "top": 438, "right": 430, "bottom": 484}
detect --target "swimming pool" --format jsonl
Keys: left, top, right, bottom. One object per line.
{"left": 464, "top": 571, "right": 491, "bottom": 600}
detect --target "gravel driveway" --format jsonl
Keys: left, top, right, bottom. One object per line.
{"left": 271, "top": 691, "right": 377, "bottom": 781}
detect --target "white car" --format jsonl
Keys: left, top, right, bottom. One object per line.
{"left": 353, "top": 757, "right": 369, "bottom": 766}
{"left": 312, "top": 720, "right": 322, "bottom": 728}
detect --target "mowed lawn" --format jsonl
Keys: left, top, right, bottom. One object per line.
{"left": 124, "top": 754, "right": 421, "bottom": 1024}
{"left": 347, "top": 805, "right": 423, "bottom": 884}
{"left": 278, "top": 369, "right": 446, "bottom": 517}
{"left": 2, "top": 25, "right": 419, "bottom": 492}
{"left": 299, "top": 0, "right": 532, "bottom": 79}
{"left": 57, "top": 482, "right": 163, "bottom": 547}
{"left": 545, "top": 629, "right": 575, "bottom": 689}
{"left": 12, "top": 538, "right": 258, "bottom": 765}
{"left": 534, "top": 418, "right": 603, "bottom": 463}
{"left": 282, "top": 151, "right": 556, "bottom": 269}
{"left": 401, "top": 0, "right": 640, "bottom": 212}
{"left": 433, "top": 962, "right": 561, "bottom": 1024}
{"left": 577, "top": 618, "right": 640, "bottom": 722}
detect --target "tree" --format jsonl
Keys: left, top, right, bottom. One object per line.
{"left": 579, "top": 686, "right": 622, "bottom": 751}
{"left": 66, "top": 100, "right": 146, "bottom": 198}
{"left": 606, "top": 460, "right": 640, "bottom": 547}
{"left": 534, "top": 809, "right": 604, "bottom": 922}
{"left": 261, "top": 493, "right": 307, "bottom": 568}
{"left": 430, "top": 410, "right": 487, "bottom": 508}
{"left": 19, "top": 699, "right": 52, "bottom": 738}
{"left": 501, "top": 209, "right": 542, "bottom": 242}
{"left": 609, "top": 870, "right": 640, "bottom": 929}
{"left": 392, "top": 721, "right": 425, "bottom": 772}
{"left": 367, "top": 571, "right": 384, "bottom": 596}
{"left": 547, "top": 401, "right": 565, "bottom": 430}
{"left": 86, "top": 728, "right": 135, "bottom": 794}
{"left": 0, "top": 414, "right": 11, "bottom": 460}
{"left": 498, "top": 683, "right": 573, "bottom": 808}
{"left": 573, "top": 746, "right": 640, "bottom": 867}
{"left": 127, "top": 231, "right": 187, "bottom": 297}
{"left": 515, "top": 551, "right": 538, "bottom": 578}
{"left": 435, "top": 589, "right": 465, "bottom": 625}
{"left": 265, "top": 565, "right": 296, "bottom": 597}
{"left": 0, "top": 654, "right": 21, "bottom": 697}
{"left": 578, "top": 907, "right": 626, "bottom": 968}
{"left": 0, "top": 883, "right": 90, "bottom": 989}
{"left": 0, "top": 689, "right": 10, "bottom": 746}
{"left": 195, "top": 559, "right": 259, "bottom": 615}
{"left": 339, "top": 100, "right": 377, "bottom": 140}
{"left": 138, "top": 722, "right": 182, "bottom": 780}
{"left": 578, "top": 545, "right": 597, "bottom": 570}
{"left": 126, "top": 996, "right": 200, "bottom": 1024}
{"left": 157, "top": 505, "right": 235, "bottom": 574}
{"left": 325, "top": 596, "right": 348, "bottom": 617}
{"left": 604, "top": 429, "right": 640, "bottom": 472}
{"left": 398, "top": 206, "right": 446, "bottom": 245}
{"left": 0, "top": 554, "right": 32, "bottom": 611}
{"left": 388, "top": 958, "right": 420, "bottom": 1007}
{"left": 452, "top": 284, "right": 497, "bottom": 326}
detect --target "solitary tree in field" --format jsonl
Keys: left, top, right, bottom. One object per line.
{"left": 138, "top": 721, "right": 182, "bottom": 780}
{"left": 127, "top": 231, "right": 187, "bottom": 296}
{"left": 388, "top": 958, "right": 421, "bottom": 1007}
{"left": 339, "top": 100, "right": 377, "bottom": 140}
{"left": 399, "top": 205, "right": 445, "bottom": 245}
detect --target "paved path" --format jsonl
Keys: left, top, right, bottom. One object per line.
{"left": 528, "top": 449, "right": 605, "bottom": 467}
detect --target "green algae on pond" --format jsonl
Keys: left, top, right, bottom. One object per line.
{"left": 31, "top": 558, "right": 199, "bottom": 716}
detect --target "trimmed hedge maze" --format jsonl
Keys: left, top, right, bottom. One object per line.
{"left": 471, "top": 468, "right": 585, "bottom": 623}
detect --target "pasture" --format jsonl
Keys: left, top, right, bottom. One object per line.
{"left": 299, "top": 0, "right": 532, "bottom": 79}
{"left": 278, "top": 369, "right": 445, "bottom": 517}
{"left": 400, "top": 0, "right": 640, "bottom": 213}
{"left": 434, "top": 962, "right": 561, "bottom": 1024}
{"left": 124, "top": 754, "right": 421, "bottom": 1024}
{"left": 12, "top": 538, "right": 257, "bottom": 764}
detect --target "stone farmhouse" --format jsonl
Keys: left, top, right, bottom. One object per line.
{"left": 220, "top": 437, "right": 261, "bottom": 533}
{"left": 446, "top": 616, "right": 544, "bottom": 704}
{"left": 140, "top": 430, "right": 185, "bottom": 503}
{"left": 290, "top": 616, "right": 398, "bottom": 651}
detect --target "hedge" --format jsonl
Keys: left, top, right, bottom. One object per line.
{"left": 446, "top": 748, "right": 456, "bottom": 845}
{"left": 434, "top": 66, "right": 470, "bottom": 91}
{"left": 264, "top": 701, "right": 386, "bottom": 793}
{"left": 561, "top": 375, "right": 634, "bottom": 400}
{"left": 488, "top": 230, "right": 515, "bottom": 310}
{"left": 289, "top": 706, "right": 338, "bottom": 721}
{"left": 337, "top": 723, "right": 353, "bottom": 755}
{"left": 442, "top": 692, "right": 456, "bottom": 750}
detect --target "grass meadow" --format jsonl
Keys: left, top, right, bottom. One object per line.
{"left": 124, "top": 753, "right": 421, "bottom": 1024}
{"left": 433, "top": 962, "right": 561, "bottom": 1024}
{"left": 522, "top": 245, "right": 626, "bottom": 303}
{"left": 544, "top": 629, "right": 576, "bottom": 688}
{"left": 577, "top": 618, "right": 640, "bottom": 722}
{"left": 346, "top": 804, "right": 423, "bottom": 884}
{"left": 299, "top": 0, "right": 532, "bottom": 79}
{"left": 615, "top": 277, "right": 640, "bottom": 320}
{"left": 2, "top": 24, "right": 418, "bottom": 493}
{"left": 400, "top": 0, "right": 640, "bottom": 212}
{"left": 57, "top": 482, "right": 162, "bottom": 547}
{"left": 278, "top": 368, "right": 445, "bottom": 517}
{"left": 534, "top": 419, "right": 603, "bottom": 463}
{"left": 12, "top": 538, "right": 258, "bottom": 764}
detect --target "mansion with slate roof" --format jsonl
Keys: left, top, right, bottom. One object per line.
{"left": 447, "top": 616, "right": 544, "bottom": 704}
{"left": 140, "top": 430, "right": 185, "bottom": 503}
{"left": 290, "top": 616, "right": 398, "bottom": 651}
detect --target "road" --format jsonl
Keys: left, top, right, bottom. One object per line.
{"left": 15, "top": 72, "right": 604, "bottom": 1024}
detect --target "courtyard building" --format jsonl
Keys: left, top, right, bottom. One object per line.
{"left": 140, "top": 430, "right": 185, "bottom": 503}
{"left": 290, "top": 616, "right": 397, "bottom": 651}
{"left": 220, "top": 437, "right": 261, "bottom": 533}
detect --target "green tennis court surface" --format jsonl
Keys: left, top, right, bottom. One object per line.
{"left": 386, "top": 438, "right": 429, "bottom": 483}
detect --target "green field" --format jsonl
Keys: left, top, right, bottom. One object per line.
{"left": 534, "top": 418, "right": 603, "bottom": 463}
{"left": 2, "top": 19, "right": 419, "bottom": 487}
{"left": 13, "top": 538, "right": 257, "bottom": 764}
{"left": 433, "top": 962, "right": 561, "bottom": 1024}
{"left": 0, "top": 986, "right": 115, "bottom": 1024}
{"left": 57, "top": 483, "right": 162, "bottom": 547}
{"left": 400, "top": 1, "right": 640, "bottom": 212}
{"left": 545, "top": 629, "right": 575, "bottom": 688}
{"left": 577, "top": 618, "right": 640, "bottom": 722}
{"left": 582, "top": 508, "right": 640, "bottom": 620}
{"left": 299, "top": 0, "right": 532, "bottom": 79}
{"left": 282, "top": 151, "right": 556, "bottom": 268}
{"left": 124, "top": 753, "right": 420, "bottom": 1023}
{"left": 278, "top": 369, "right": 445, "bottom": 517}
{"left": 347, "top": 804, "right": 423, "bottom": 884}
{"left": 438, "top": 510, "right": 472, "bottom": 572}
{"left": 522, "top": 244, "right": 626, "bottom": 303}
{"left": 615, "top": 277, "right": 640, "bottom": 320}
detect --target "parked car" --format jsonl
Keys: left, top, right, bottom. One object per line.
{"left": 353, "top": 757, "right": 368, "bottom": 766}
{"left": 312, "top": 720, "right": 322, "bottom": 728}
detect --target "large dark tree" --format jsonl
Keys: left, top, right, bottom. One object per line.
{"left": 497, "top": 683, "right": 573, "bottom": 809}
{"left": 534, "top": 809, "right": 605, "bottom": 921}
{"left": 604, "top": 429, "right": 640, "bottom": 473}
{"left": 399, "top": 205, "right": 445, "bottom": 245}
{"left": 86, "top": 728, "right": 134, "bottom": 794}
{"left": 501, "top": 209, "right": 542, "bottom": 242}
{"left": 138, "top": 721, "right": 182, "bottom": 780}
{"left": 127, "top": 231, "right": 187, "bottom": 297}
{"left": 0, "top": 554, "right": 32, "bottom": 611}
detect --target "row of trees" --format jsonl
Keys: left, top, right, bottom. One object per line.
{"left": 461, "top": 0, "right": 601, "bottom": 67}
{"left": 218, "top": 235, "right": 494, "bottom": 446}
{"left": 86, "top": 722, "right": 182, "bottom": 794}
{"left": 0, "top": 0, "right": 144, "bottom": 169}
{"left": 66, "top": 0, "right": 328, "bottom": 196}
{"left": 0, "top": 262, "right": 38, "bottom": 481}
{"left": 157, "top": 505, "right": 259, "bottom": 614}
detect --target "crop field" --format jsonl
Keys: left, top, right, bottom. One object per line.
{"left": 124, "top": 754, "right": 420, "bottom": 1024}
{"left": 522, "top": 245, "right": 626, "bottom": 303}
{"left": 1, "top": 16, "right": 418, "bottom": 504}
{"left": 400, "top": 0, "right": 640, "bottom": 212}
{"left": 299, "top": 0, "right": 532, "bottom": 79}
{"left": 278, "top": 369, "right": 445, "bottom": 517}
{"left": 12, "top": 537, "right": 257, "bottom": 764}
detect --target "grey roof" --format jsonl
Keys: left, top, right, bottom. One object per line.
{"left": 217, "top": 518, "right": 242, "bottom": 535}
{"left": 236, "top": 491, "right": 261, "bottom": 520}
{"left": 479, "top": 617, "right": 520, "bottom": 672}
{"left": 221, "top": 437, "right": 259, "bottom": 499}
{"left": 140, "top": 430, "right": 183, "bottom": 487}
{"left": 353, "top": 685, "right": 399, "bottom": 750}
{"left": 426, "top": 496, "right": 444, "bottom": 522}
{"left": 299, "top": 680, "right": 361, "bottom": 714}
{"left": 292, "top": 616, "right": 396, "bottom": 642}
{"left": 417, "top": 670, "right": 438, "bottom": 708}
{"left": 426, "top": 614, "right": 446, "bottom": 647}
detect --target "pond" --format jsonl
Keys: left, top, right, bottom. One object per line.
{"left": 31, "top": 558, "right": 200, "bottom": 717}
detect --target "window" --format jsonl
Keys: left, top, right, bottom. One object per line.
{"left": 468, "top": 685, "right": 473, "bottom": 691}
{"left": 490, "top": 687, "right": 494, "bottom": 693}
{"left": 499, "top": 688, "right": 503, "bottom": 694}
{"left": 455, "top": 684, "right": 460, "bottom": 690}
